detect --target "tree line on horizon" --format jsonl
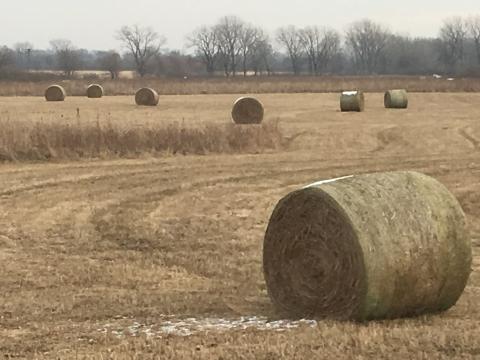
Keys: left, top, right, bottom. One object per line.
{"left": 1, "top": 15, "right": 480, "bottom": 80}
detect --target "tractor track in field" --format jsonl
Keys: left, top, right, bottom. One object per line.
{"left": 458, "top": 126, "right": 480, "bottom": 151}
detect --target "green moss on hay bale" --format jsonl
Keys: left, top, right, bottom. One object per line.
{"left": 87, "top": 84, "right": 104, "bottom": 98}
{"left": 135, "top": 88, "right": 159, "bottom": 106}
{"left": 340, "top": 91, "right": 365, "bottom": 112}
{"left": 45, "top": 85, "right": 66, "bottom": 102}
{"left": 385, "top": 89, "right": 408, "bottom": 109}
{"left": 231, "top": 97, "right": 264, "bottom": 124}
{"left": 263, "top": 171, "right": 471, "bottom": 321}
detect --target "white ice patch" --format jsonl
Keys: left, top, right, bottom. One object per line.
{"left": 97, "top": 316, "right": 318, "bottom": 338}
{"left": 303, "top": 175, "right": 354, "bottom": 189}
{"left": 342, "top": 91, "right": 358, "bottom": 96}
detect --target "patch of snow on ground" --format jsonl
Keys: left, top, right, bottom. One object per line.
{"left": 97, "top": 316, "right": 318, "bottom": 338}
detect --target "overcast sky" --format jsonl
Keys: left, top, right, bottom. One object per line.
{"left": 1, "top": 0, "right": 478, "bottom": 51}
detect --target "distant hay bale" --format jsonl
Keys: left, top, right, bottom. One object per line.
{"left": 231, "top": 97, "right": 264, "bottom": 124}
{"left": 45, "top": 85, "right": 66, "bottom": 102}
{"left": 135, "top": 88, "right": 159, "bottom": 106}
{"left": 340, "top": 91, "right": 365, "bottom": 112}
{"left": 86, "top": 84, "right": 104, "bottom": 98}
{"left": 384, "top": 89, "right": 408, "bottom": 109}
{"left": 263, "top": 171, "right": 471, "bottom": 321}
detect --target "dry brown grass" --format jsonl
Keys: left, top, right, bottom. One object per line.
{"left": 0, "top": 93, "right": 479, "bottom": 359}
{"left": 0, "top": 119, "right": 283, "bottom": 161}
{"left": 2, "top": 75, "right": 480, "bottom": 97}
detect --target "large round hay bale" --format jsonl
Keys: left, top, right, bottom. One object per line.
{"left": 231, "top": 97, "right": 264, "bottom": 124}
{"left": 135, "top": 88, "right": 159, "bottom": 106}
{"left": 263, "top": 171, "right": 471, "bottom": 321}
{"left": 87, "top": 84, "right": 104, "bottom": 98}
{"left": 340, "top": 91, "right": 365, "bottom": 112}
{"left": 384, "top": 89, "right": 408, "bottom": 109}
{"left": 45, "top": 85, "right": 66, "bottom": 102}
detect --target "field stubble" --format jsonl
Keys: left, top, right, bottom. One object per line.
{"left": 0, "top": 93, "right": 479, "bottom": 358}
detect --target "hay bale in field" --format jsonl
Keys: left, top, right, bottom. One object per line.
{"left": 231, "top": 97, "right": 264, "bottom": 124}
{"left": 86, "top": 84, "right": 104, "bottom": 98}
{"left": 45, "top": 85, "right": 66, "bottom": 102}
{"left": 340, "top": 91, "right": 365, "bottom": 112}
{"left": 135, "top": 88, "right": 159, "bottom": 106}
{"left": 263, "top": 171, "right": 471, "bottom": 321}
{"left": 384, "top": 89, "right": 408, "bottom": 109}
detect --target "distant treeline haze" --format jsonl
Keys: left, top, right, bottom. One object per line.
{"left": 1, "top": 15, "right": 480, "bottom": 79}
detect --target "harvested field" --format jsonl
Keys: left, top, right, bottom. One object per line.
{"left": 0, "top": 92, "right": 479, "bottom": 359}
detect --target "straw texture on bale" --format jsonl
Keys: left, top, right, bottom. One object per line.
{"left": 45, "top": 85, "right": 66, "bottom": 102}
{"left": 86, "top": 84, "right": 104, "bottom": 98}
{"left": 340, "top": 91, "right": 365, "bottom": 112}
{"left": 263, "top": 171, "right": 471, "bottom": 321}
{"left": 135, "top": 88, "right": 159, "bottom": 106}
{"left": 384, "top": 89, "right": 408, "bottom": 109}
{"left": 231, "top": 97, "right": 264, "bottom": 124}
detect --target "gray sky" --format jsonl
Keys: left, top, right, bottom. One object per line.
{"left": 1, "top": 0, "right": 478, "bottom": 51}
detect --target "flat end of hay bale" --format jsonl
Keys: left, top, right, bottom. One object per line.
{"left": 45, "top": 85, "right": 66, "bottom": 102}
{"left": 135, "top": 88, "right": 159, "bottom": 106}
{"left": 263, "top": 186, "right": 367, "bottom": 319}
{"left": 384, "top": 89, "right": 408, "bottom": 109}
{"left": 231, "top": 97, "right": 264, "bottom": 124}
{"left": 340, "top": 91, "right": 365, "bottom": 112}
{"left": 87, "top": 84, "right": 104, "bottom": 98}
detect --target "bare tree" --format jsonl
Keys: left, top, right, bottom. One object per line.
{"left": 13, "top": 42, "right": 34, "bottom": 70}
{"left": 0, "top": 46, "right": 14, "bottom": 71}
{"left": 215, "top": 16, "right": 244, "bottom": 76}
{"left": 50, "top": 39, "right": 80, "bottom": 77}
{"left": 300, "top": 26, "right": 341, "bottom": 75}
{"left": 188, "top": 26, "right": 218, "bottom": 75}
{"left": 467, "top": 15, "right": 480, "bottom": 64}
{"left": 117, "top": 25, "right": 165, "bottom": 77}
{"left": 276, "top": 26, "right": 303, "bottom": 75}
{"left": 438, "top": 17, "right": 467, "bottom": 73}
{"left": 100, "top": 51, "right": 122, "bottom": 79}
{"left": 345, "top": 20, "right": 390, "bottom": 74}
{"left": 239, "top": 25, "right": 265, "bottom": 76}
{"left": 317, "top": 29, "right": 341, "bottom": 73}
{"left": 251, "top": 37, "right": 274, "bottom": 75}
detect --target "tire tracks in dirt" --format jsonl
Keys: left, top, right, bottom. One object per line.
{"left": 458, "top": 126, "right": 480, "bottom": 151}
{"left": 372, "top": 126, "right": 405, "bottom": 153}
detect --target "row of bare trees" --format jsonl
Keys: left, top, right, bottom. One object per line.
{"left": 188, "top": 16, "right": 480, "bottom": 76}
{"left": 276, "top": 25, "right": 341, "bottom": 75}
{"left": 2, "top": 15, "right": 480, "bottom": 78}
{"left": 188, "top": 16, "right": 273, "bottom": 76}
{"left": 438, "top": 16, "right": 480, "bottom": 73}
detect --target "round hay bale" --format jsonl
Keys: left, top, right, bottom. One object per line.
{"left": 86, "top": 84, "right": 104, "bottom": 98}
{"left": 45, "top": 85, "right": 66, "bottom": 102}
{"left": 135, "top": 88, "right": 159, "bottom": 106}
{"left": 384, "top": 89, "right": 408, "bottom": 109}
{"left": 231, "top": 97, "right": 264, "bottom": 124}
{"left": 340, "top": 91, "right": 365, "bottom": 112}
{"left": 263, "top": 171, "right": 471, "bottom": 321}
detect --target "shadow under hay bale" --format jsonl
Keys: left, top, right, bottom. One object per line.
{"left": 340, "top": 91, "right": 365, "bottom": 112}
{"left": 135, "top": 88, "right": 159, "bottom": 106}
{"left": 45, "top": 85, "right": 66, "bottom": 102}
{"left": 384, "top": 89, "right": 408, "bottom": 109}
{"left": 87, "top": 84, "right": 104, "bottom": 98}
{"left": 263, "top": 171, "right": 471, "bottom": 321}
{"left": 231, "top": 97, "right": 264, "bottom": 124}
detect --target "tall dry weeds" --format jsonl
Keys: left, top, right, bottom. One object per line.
{"left": 1, "top": 76, "right": 480, "bottom": 96}
{"left": 0, "top": 118, "right": 285, "bottom": 161}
